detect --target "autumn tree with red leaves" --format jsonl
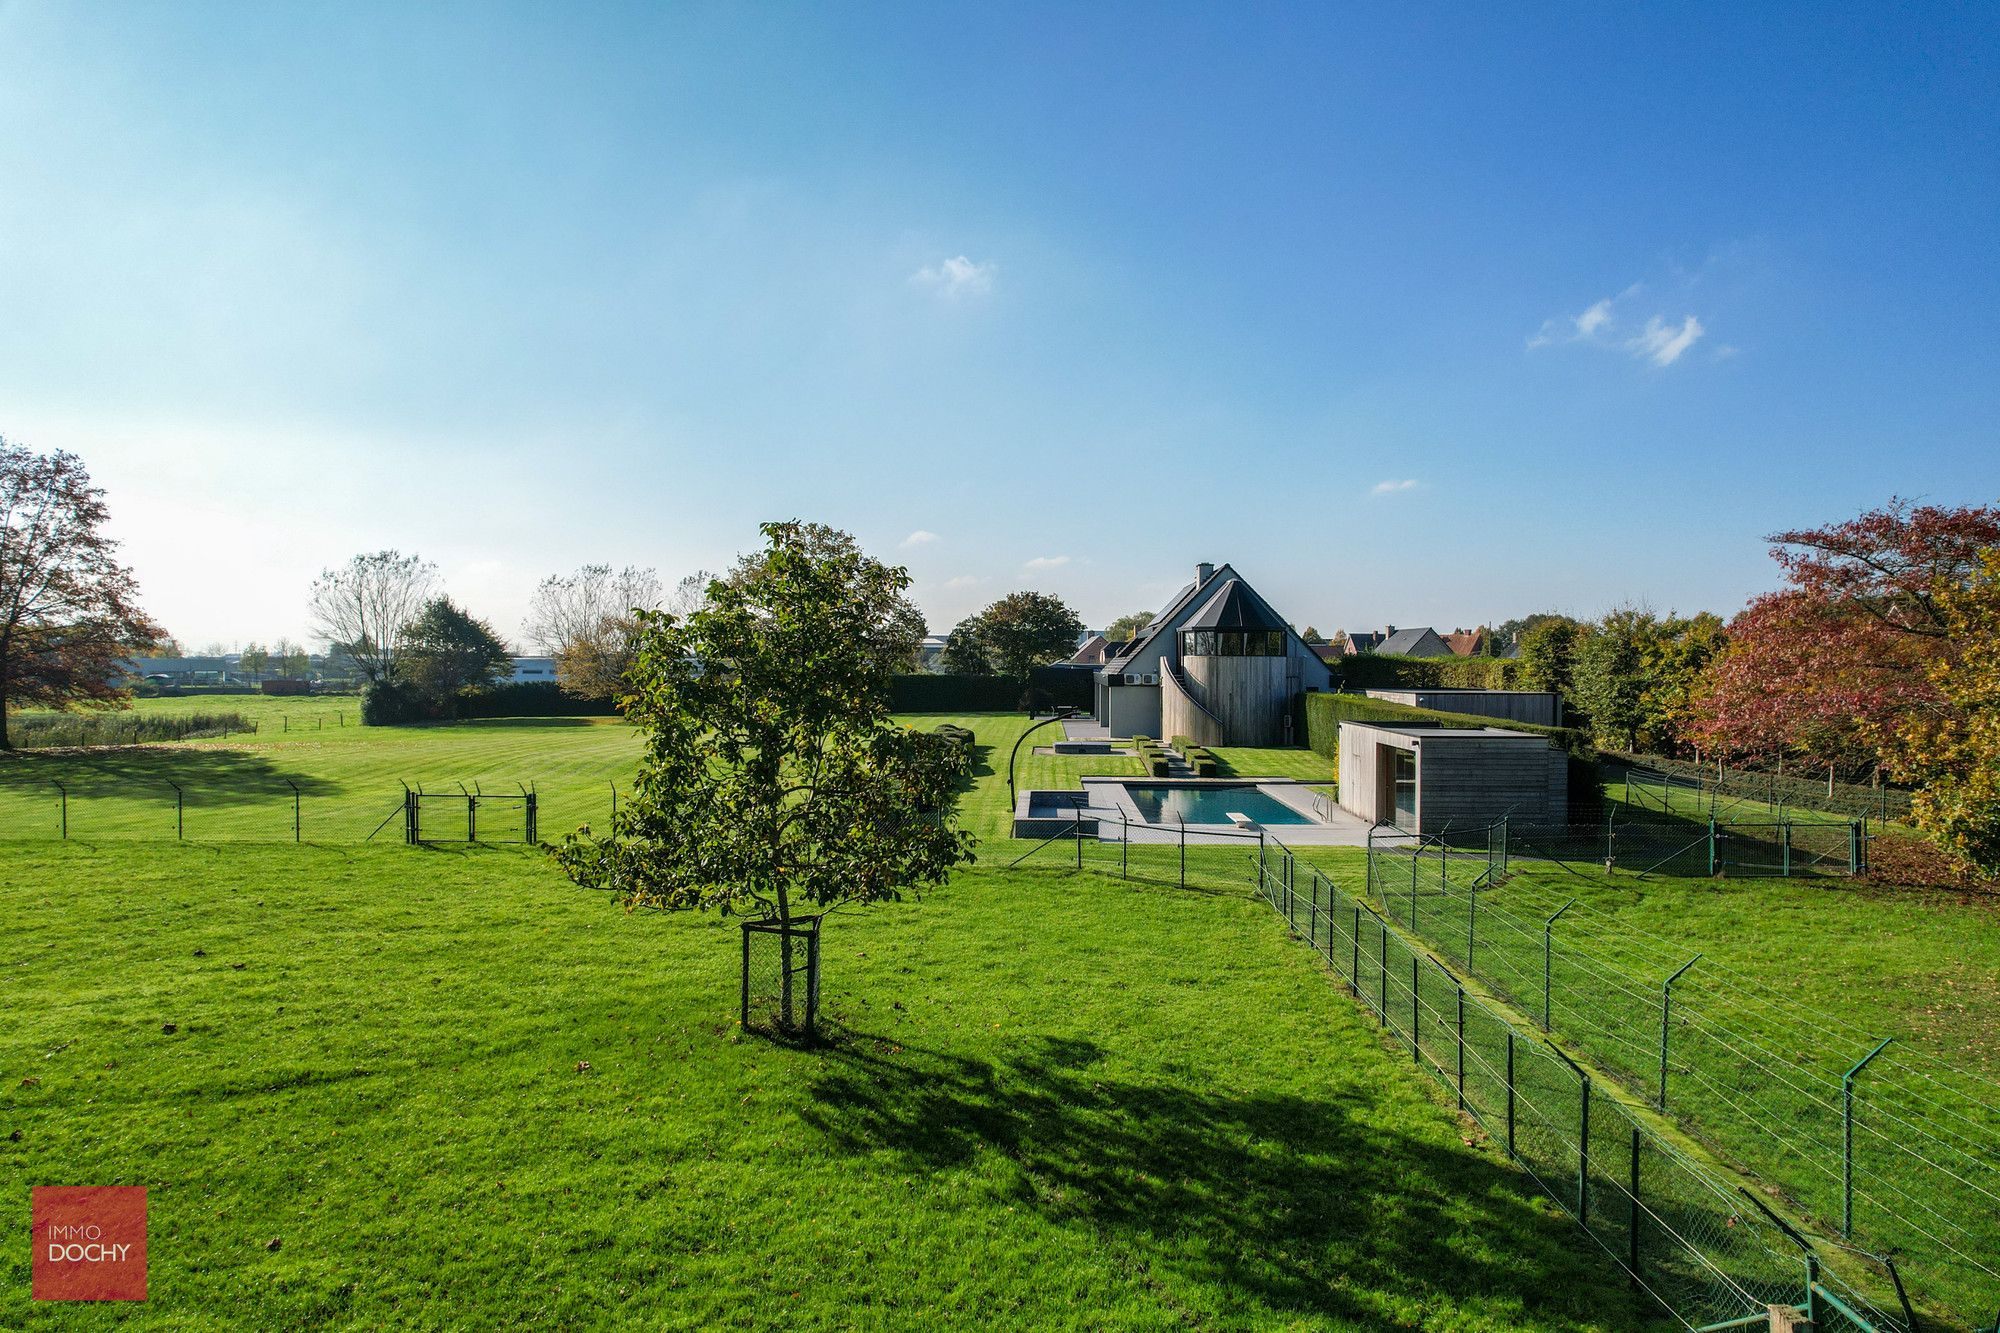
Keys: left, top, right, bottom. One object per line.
{"left": 0, "top": 440, "right": 161, "bottom": 749}
{"left": 1688, "top": 499, "right": 2000, "bottom": 774}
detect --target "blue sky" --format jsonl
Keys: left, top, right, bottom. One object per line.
{"left": 2, "top": 3, "right": 1995, "bottom": 647}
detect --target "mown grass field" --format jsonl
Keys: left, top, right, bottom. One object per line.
{"left": 5, "top": 701, "right": 1997, "bottom": 1325}
{"left": 0, "top": 842, "right": 1659, "bottom": 1330}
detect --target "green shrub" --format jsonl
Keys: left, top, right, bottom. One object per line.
{"left": 1146, "top": 754, "right": 1170, "bottom": 777}
{"left": 932, "top": 723, "right": 976, "bottom": 751}
{"left": 361, "top": 680, "right": 427, "bottom": 726}
{"left": 1191, "top": 754, "right": 1219, "bottom": 778}
{"left": 456, "top": 681, "right": 620, "bottom": 718}
{"left": 6, "top": 710, "right": 255, "bottom": 748}
{"left": 1326, "top": 654, "right": 1518, "bottom": 691}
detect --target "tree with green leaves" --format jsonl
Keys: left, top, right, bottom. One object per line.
{"left": 1568, "top": 611, "right": 1648, "bottom": 750}
{"left": 1105, "top": 610, "right": 1152, "bottom": 643}
{"left": 971, "top": 591, "right": 1084, "bottom": 677}
{"left": 397, "top": 596, "right": 512, "bottom": 710}
{"left": 940, "top": 615, "right": 992, "bottom": 674}
{"left": 1516, "top": 617, "right": 1580, "bottom": 698}
{"left": 551, "top": 522, "right": 975, "bottom": 1013}
{"left": 239, "top": 643, "right": 270, "bottom": 682}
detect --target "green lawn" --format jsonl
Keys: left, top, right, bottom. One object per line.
{"left": 0, "top": 845, "right": 1654, "bottom": 1331}
{"left": 8, "top": 699, "right": 1998, "bottom": 1324}
{"left": 1317, "top": 848, "right": 2000, "bottom": 1325}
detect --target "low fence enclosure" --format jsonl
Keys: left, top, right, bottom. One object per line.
{"left": 741, "top": 915, "right": 821, "bottom": 1037}
{"left": 402, "top": 787, "right": 538, "bottom": 844}
{"left": 1259, "top": 843, "right": 1915, "bottom": 1333}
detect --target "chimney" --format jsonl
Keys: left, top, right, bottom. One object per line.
{"left": 1195, "top": 562, "right": 1215, "bottom": 584}
{"left": 1386, "top": 625, "right": 1396, "bottom": 635}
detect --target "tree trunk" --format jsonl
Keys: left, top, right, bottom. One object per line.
{"left": 0, "top": 642, "right": 11, "bottom": 750}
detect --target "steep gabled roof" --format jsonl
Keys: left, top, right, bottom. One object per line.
{"left": 1183, "top": 579, "right": 1287, "bottom": 632}
{"left": 1103, "top": 572, "right": 1218, "bottom": 669}
{"left": 1379, "top": 626, "right": 1451, "bottom": 657}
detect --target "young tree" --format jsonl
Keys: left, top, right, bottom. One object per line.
{"left": 1299, "top": 625, "right": 1326, "bottom": 644}
{"left": 1105, "top": 610, "right": 1153, "bottom": 643}
{"left": 550, "top": 521, "right": 974, "bottom": 1014}
{"left": 309, "top": 551, "right": 438, "bottom": 683}
{"left": 1888, "top": 548, "right": 2000, "bottom": 872}
{"left": 239, "top": 642, "right": 270, "bottom": 682}
{"left": 972, "top": 591, "right": 1085, "bottom": 678}
{"left": 397, "top": 597, "right": 513, "bottom": 709}
{"left": 0, "top": 441, "right": 160, "bottom": 749}
{"left": 940, "top": 615, "right": 992, "bottom": 674}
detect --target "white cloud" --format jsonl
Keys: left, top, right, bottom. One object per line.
{"left": 1529, "top": 284, "right": 1709, "bottom": 368}
{"left": 901, "top": 529, "right": 940, "bottom": 547}
{"left": 1371, "top": 479, "right": 1420, "bottom": 496}
{"left": 1626, "top": 315, "right": 1704, "bottom": 366}
{"left": 911, "top": 255, "right": 996, "bottom": 299}
{"left": 942, "top": 574, "right": 979, "bottom": 589}
{"left": 1573, "top": 298, "right": 1615, "bottom": 338}
{"left": 1024, "top": 555, "right": 1071, "bottom": 571}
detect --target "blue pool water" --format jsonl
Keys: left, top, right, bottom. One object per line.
{"left": 1123, "top": 784, "right": 1312, "bottom": 825}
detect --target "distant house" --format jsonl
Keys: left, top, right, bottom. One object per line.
{"left": 915, "top": 635, "right": 950, "bottom": 672}
{"left": 1377, "top": 627, "right": 1453, "bottom": 658}
{"left": 1442, "top": 627, "right": 1489, "bottom": 657}
{"left": 1096, "top": 562, "right": 1333, "bottom": 746}
{"left": 509, "top": 656, "right": 557, "bottom": 684}
{"left": 1332, "top": 630, "right": 1386, "bottom": 656}
{"left": 1064, "top": 633, "right": 1111, "bottom": 668}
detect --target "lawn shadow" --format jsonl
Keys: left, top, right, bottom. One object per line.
{"left": 799, "top": 1031, "right": 1653, "bottom": 1329}
{"left": 0, "top": 746, "right": 342, "bottom": 805}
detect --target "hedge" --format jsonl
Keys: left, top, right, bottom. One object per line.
{"left": 1324, "top": 653, "right": 1519, "bottom": 691}
{"left": 456, "top": 681, "right": 621, "bottom": 718}
{"left": 890, "top": 666, "right": 1094, "bottom": 714}
{"left": 1304, "top": 691, "right": 1593, "bottom": 762}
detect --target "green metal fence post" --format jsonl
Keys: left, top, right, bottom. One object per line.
{"left": 1579, "top": 1073, "right": 1591, "bottom": 1225}
{"left": 1467, "top": 878, "right": 1477, "bottom": 971}
{"left": 287, "top": 779, "right": 301, "bottom": 843}
{"left": 1350, "top": 905, "right": 1360, "bottom": 998}
{"left": 1842, "top": 1037, "right": 1892, "bottom": 1238}
{"left": 169, "top": 781, "right": 183, "bottom": 840}
{"left": 1410, "top": 850, "right": 1419, "bottom": 929}
{"left": 1121, "top": 817, "right": 1128, "bottom": 878}
{"left": 1379, "top": 921, "right": 1389, "bottom": 1019}
{"left": 1781, "top": 820, "right": 1791, "bottom": 876}
{"left": 1179, "top": 817, "right": 1186, "bottom": 889}
{"left": 1456, "top": 986, "right": 1466, "bottom": 1110}
{"left": 1074, "top": 818, "right": 1082, "bottom": 869}
{"left": 1707, "top": 818, "right": 1717, "bottom": 875}
{"left": 1659, "top": 954, "right": 1701, "bottom": 1110}
{"left": 1628, "top": 1125, "right": 1641, "bottom": 1280}
{"left": 1505, "top": 1030, "right": 1516, "bottom": 1157}
{"left": 1848, "top": 819, "right": 1864, "bottom": 875}
{"left": 53, "top": 780, "right": 67, "bottom": 840}
{"left": 1411, "top": 955, "right": 1420, "bottom": 1062}
{"left": 1543, "top": 899, "right": 1575, "bottom": 1030}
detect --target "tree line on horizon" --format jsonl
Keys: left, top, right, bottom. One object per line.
{"left": 4, "top": 437, "right": 1998, "bottom": 871}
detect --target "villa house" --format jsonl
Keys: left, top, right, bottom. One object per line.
{"left": 1095, "top": 563, "right": 1333, "bottom": 746}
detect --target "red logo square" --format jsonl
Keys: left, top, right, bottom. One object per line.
{"left": 31, "top": 1186, "right": 148, "bottom": 1301}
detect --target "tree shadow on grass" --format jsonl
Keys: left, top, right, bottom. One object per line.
{"left": 0, "top": 746, "right": 342, "bottom": 806}
{"left": 800, "top": 1032, "right": 1656, "bottom": 1330}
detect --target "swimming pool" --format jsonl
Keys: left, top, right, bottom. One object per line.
{"left": 1122, "top": 784, "right": 1313, "bottom": 826}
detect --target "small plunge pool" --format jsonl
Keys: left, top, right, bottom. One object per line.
{"left": 1122, "top": 784, "right": 1313, "bottom": 826}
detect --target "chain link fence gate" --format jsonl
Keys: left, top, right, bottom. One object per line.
{"left": 402, "top": 786, "right": 539, "bottom": 844}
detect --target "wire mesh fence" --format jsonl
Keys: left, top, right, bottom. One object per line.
{"left": 1605, "top": 756, "right": 1912, "bottom": 827}
{"left": 740, "top": 915, "right": 821, "bottom": 1038}
{"left": 1364, "top": 825, "right": 2000, "bottom": 1329}
{"left": 1260, "top": 844, "right": 1920, "bottom": 1333}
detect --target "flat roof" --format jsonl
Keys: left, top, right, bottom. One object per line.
{"left": 1344, "top": 721, "right": 1547, "bottom": 739}
{"left": 1363, "top": 687, "right": 1554, "bottom": 696}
